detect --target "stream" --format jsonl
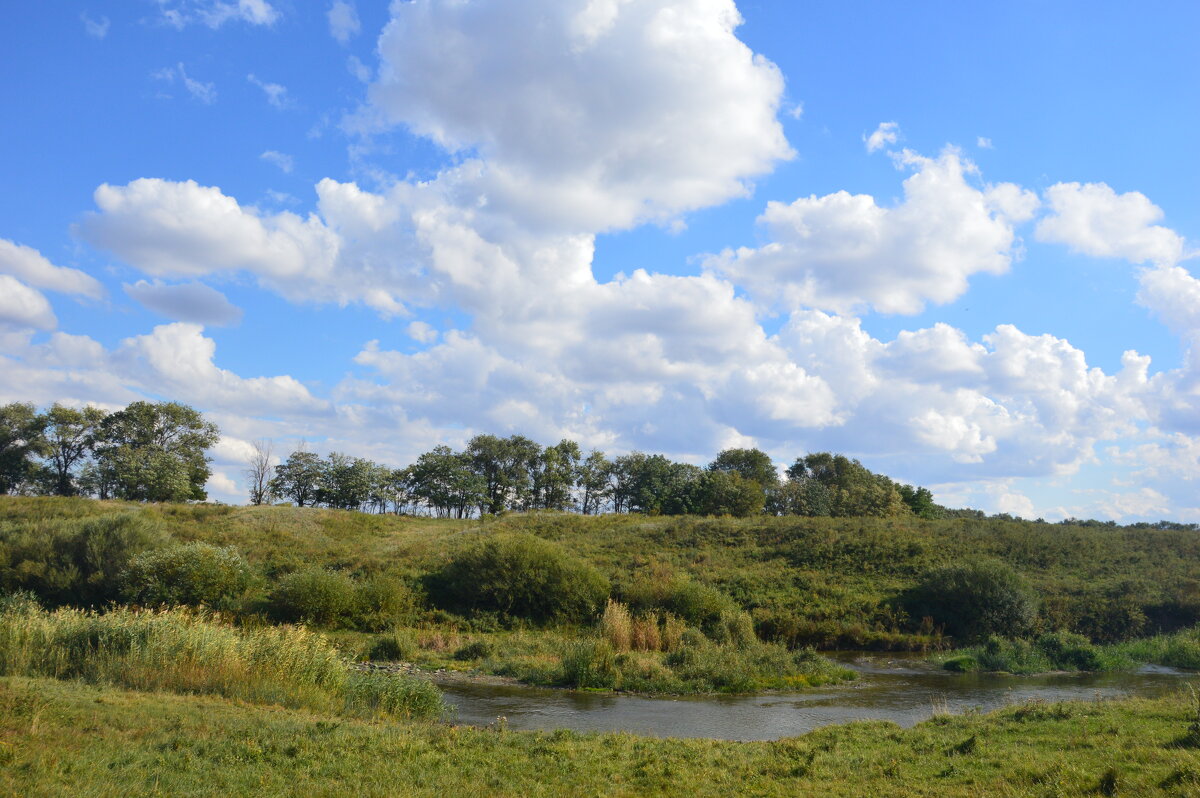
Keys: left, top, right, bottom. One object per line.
{"left": 439, "top": 653, "right": 1195, "bottom": 741}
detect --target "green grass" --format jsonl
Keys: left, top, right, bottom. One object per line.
{"left": 6, "top": 496, "right": 1200, "bottom": 690}
{"left": 4, "top": 676, "right": 1200, "bottom": 796}
{"left": 0, "top": 597, "right": 444, "bottom": 720}
{"left": 938, "top": 628, "right": 1200, "bottom": 675}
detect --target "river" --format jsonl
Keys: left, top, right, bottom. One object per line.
{"left": 439, "top": 653, "right": 1194, "bottom": 741}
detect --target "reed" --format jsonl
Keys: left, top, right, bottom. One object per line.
{"left": 0, "top": 595, "right": 443, "bottom": 719}
{"left": 600, "top": 599, "right": 633, "bottom": 652}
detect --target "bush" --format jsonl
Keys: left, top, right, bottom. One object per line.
{"left": 352, "top": 575, "right": 418, "bottom": 632}
{"left": 600, "top": 600, "right": 633, "bottom": 651}
{"left": 426, "top": 534, "right": 609, "bottom": 624}
{"left": 368, "top": 630, "right": 418, "bottom": 662}
{"left": 122, "top": 542, "right": 255, "bottom": 611}
{"left": 453, "top": 639, "right": 494, "bottom": 661}
{"left": 559, "top": 639, "right": 618, "bottom": 689}
{"left": 0, "top": 512, "right": 166, "bottom": 607}
{"left": 623, "top": 570, "right": 738, "bottom": 634}
{"left": 711, "top": 609, "right": 757, "bottom": 649}
{"left": 904, "top": 559, "right": 1037, "bottom": 642}
{"left": 270, "top": 568, "right": 358, "bottom": 627}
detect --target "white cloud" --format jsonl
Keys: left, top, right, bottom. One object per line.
{"left": 81, "top": 13, "right": 110, "bottom": 38}
{"left": 0, "top": 239, "right": 104, "bottom": 299}
{"left": 976, "top": 136, "right": 993, "bottom": 149}
{"left": 328, "top": 1, "right": 360, "bottom": 44}
{"left": 247, "top": 74, "right": 290, "bottom": 109}
{"left": 157, "top": 0, "right": 279, "bottom": 29}
{"left": 124, "top": 280, "right": 244, "bottom": 326}
{"left": 347, "top": 55, "right": 371, "bottom": 83}
{"left": 709, "top": 148, "right": 1039, "bottom": 314}
{"left": 260, "top": 150, "right": 294, "bottom": 173}
{"left": 406, "top": 321, "right": 438, "bottom": 344}
{"left": 864, "top": 121, "right": 899, "bottom": 153}
{"left": 366, "top": 0, "right": 792, "bottom": 233}
{"left": 0, "top": 276, "right": 56, "bottom": 331}
{"left": 155, "top": 63, "right": 217, "bottom": 104}
{"left": 1036, "top": 182, "right": 1186, "bottom": 267}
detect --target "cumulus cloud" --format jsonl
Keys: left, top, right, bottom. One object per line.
{"left": 0, "top": 239, "right": 104, "bottom": 299}
{"left": 328, "top": 1, "right": 360, "bottom": 44}
{"left": 709, "top": 148, "right": 1039, "bottom": 314}
{"left": 864, "top": 121, "right": 899, "bottom": 153}
{"left": 1036, "top": 182, "right": 1186, "bottom": 267}
{"left": 366, "top": 0, "right": 792, "bottom": 233}
{"left": 124, "top": 280, "right": 244, "bottom": 326}
{"left": 0, "top": 276, "right": 56, "bottom": 331}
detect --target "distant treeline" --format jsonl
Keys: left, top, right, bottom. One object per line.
{"left": 0, "top": 402, "right": 217, "bottom": 502}
{"left": 262, "top": 434, "right": 951, "bottom": 520}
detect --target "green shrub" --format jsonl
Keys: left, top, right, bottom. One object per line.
{"left": 559, "top": 639, "right": 618, "bottom": 689}
{"left": 122, "top": 542, "right": 255, "bottom": 611}
{"left": 624, "top": 572, "right": 737, "bottom": 633}
{"left": 270, "top": 568, "right": 357, "bottom": 627}
{"left": 352, "top": 575, "right": 418, "bottom": 632}
{"left": 943, "top": 655, "right": 978, "bottom": 672}
{"left": 711, "top": 609, "right": 757, "bottom": 649}
{"left": 0, "top": 512, "right": 166, "bottom": 607}
{"left": 426, "top": 534, "right": 609, "bottom": 624}
{"left": 367, "top": 631, "right": 417, "bottom": 661}
{"left": 904, "top": 559, "right": 1037, "bottom": 642}
{"left": 453, "top": 640, "right": 494, "bottom": 661}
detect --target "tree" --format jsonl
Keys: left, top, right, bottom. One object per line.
{"left": 244, "top": 439, "right": 275, "bottom": 506}
{"left": 408, "top": 445, "right": 484, "bottom": 518}
{"left": 466, "top": 434, "right": 540, "bottom": 514}
{"left": 318, "top": 452, "right": 374, "bottom": 510}
{"left": 708, "top": 448, "right": 779, "bottom": 489}
{"left": 533, "top": 439, "right": 581, "bottom": 510}
{"left": 0, "top": 402, "right": 46, "bottom": 495}
{"left": 766, "top": 477, "right": 832, "bottom": 516}
{"left": 269, "top": 449, "right": 323, "bottom": 507}
{"left": 787, "top": 452, "right": 907, "bottom": 518}
{"left": 92, "top": 401, "right": 218, "bottom": 502}
{"left": 693, "top": 470, "right": 766, "bottom": 517}
{"left": 898, "top": 484, "right": 941, "bottom": 519}
{"left": 576, "top": 450, "right": 613, "bottom": 515}
{"left": 40, "top": 404, "right": 107, "bottom": 497}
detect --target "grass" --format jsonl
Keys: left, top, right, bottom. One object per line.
{"left": 938, "top": 628, "right": 1200, "bottom": 675}
{"left": 4, "top": 676, "right": 1200, "bottom": 795}
{"left": 0, "top": 596, "right": 444, "bottom": 720}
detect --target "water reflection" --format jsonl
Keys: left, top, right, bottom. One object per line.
{"left": 440, "top": 653, "right": 1194, "bottom": 741}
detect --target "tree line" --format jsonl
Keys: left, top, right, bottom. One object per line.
{"left": 263, "top": 434, "right": 945, "bottom": 520}
{"left": 0, "top": 401, "right": 217, "bottom": 502}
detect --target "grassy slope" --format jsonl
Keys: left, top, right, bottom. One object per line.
{"left": 3, "top": 677, "right": 1200, "bottom": 797}
{"left": 5, "top": 496, "right": 1199, "bottom": 640}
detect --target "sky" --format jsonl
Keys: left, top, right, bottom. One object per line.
{"left": 1, "top": 0, "right": 1198, "bottom": 520}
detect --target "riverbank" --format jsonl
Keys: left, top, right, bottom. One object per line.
{"left": 4, "top": 675, "right": 1200, "bottom": 796}
{"left": 932, "top": 628, "right": 1200, "bottom": 675}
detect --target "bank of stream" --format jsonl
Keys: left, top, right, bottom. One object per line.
{"left": 438, "top": 652, "right": 1195, "bottom": 741}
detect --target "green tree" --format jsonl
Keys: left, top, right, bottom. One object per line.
{"left": 466, "top": 434, "right": 541, "bottom": 514}
{"left": 576, "top": 450, "right": 613, "bottom": 515}
{"left": 41, "top": 404, "right": 107, "bottom": 496}
{"left": 787, "top": 452, "right": 907, "bottom": 518}
{"left": 533, "top": 439, "right": 581, "bottom": 510}
{"left": 693, "top": 470, "right": 765, "bottom": 517}
{"left": 408, "top": 445, "right": 484, "bottom": 518}
{"left": 318, "top": 452, "right": 375, "bottom": 510}
{"left": 269, "top": 450, "right": 323, "bottom": 507}
{"left": 93, "top": 402, "right": 218, "bottom": 502}
{"left": 0, "top": 402, "right": 46, "bottom": 495}
{"left": 708, "top": 447, "right": 779, "bottom": 489}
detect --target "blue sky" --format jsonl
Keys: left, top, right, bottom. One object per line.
{"left": 1, "top": 0, "right": 1197, "bottom": 519}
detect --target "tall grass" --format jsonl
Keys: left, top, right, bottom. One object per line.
{"left": 0, "top": 595, "right": 443, "bottom": 719}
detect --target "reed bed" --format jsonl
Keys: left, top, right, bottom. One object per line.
{"left": 0, "top": 595, "right": 443, "bottom": 719}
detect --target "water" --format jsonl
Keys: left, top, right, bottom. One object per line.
{"left": 439, "top": 654, "right": 1194, "bottom": 741}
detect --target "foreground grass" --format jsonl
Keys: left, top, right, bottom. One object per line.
{"left": 4, "top": 677, "right": 1200, "bottom": 796}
